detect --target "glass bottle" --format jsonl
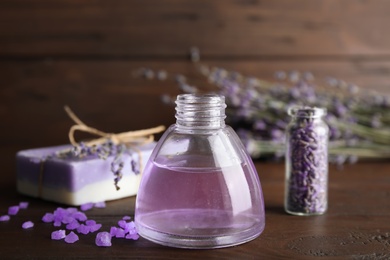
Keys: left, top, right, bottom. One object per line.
{"left": 135, "top": 94, "right": 265, "bottom": 249}
{"left": 285, "top": 106, "right": 329, "bottom": 216}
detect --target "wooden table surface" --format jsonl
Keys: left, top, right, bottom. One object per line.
{"left": 1, "top": 161, "right": 389, "bottom": 259}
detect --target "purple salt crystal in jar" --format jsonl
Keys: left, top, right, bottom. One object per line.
{"left": 95, "top": 232, "right": 112, "bottom": 247}
{"left": 8, "top": 206, "right": 19, "bottom": 215}
{"left": 65, "top": 231, "right": 79, "bottom": 243}
{"left": 51, "top": 230, "right": 66, "bottom": 240}
{"left": 285, "top": 107, "right": 329, "bottom": 216}
{"left": 22, "top": 221, "right": 34, "bottom": 229}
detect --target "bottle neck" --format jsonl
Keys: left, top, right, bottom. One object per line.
{"left": 175, "top": 94, "right": 227, "bottom": 130}
{"left": 288, "top": 106, "right": 326, "bottom": 123}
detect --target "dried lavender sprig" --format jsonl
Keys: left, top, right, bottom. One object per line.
{"left": 132, "top": 60, "right": 390, "bottom": 162}
{"left": 53, "top": 139, "right": 138, "bottom": 190}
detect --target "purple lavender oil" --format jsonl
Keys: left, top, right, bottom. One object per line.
{"left": 134, "top": 94, "right": 265, "bottom": 248}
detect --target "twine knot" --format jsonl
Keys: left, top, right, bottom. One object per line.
{"left": 64, "top": 106, "right": 165, "bottom": 147}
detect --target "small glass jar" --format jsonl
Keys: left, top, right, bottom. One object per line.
{"left": 135, "top": 94, "right": 265, "bottom": 249}
{"left": 285, "top": 106, "right": 329, "bottom": 216}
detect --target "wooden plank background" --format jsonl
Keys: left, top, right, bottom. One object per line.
{"left": 1, "top": 0, "right": 390, "bottom": 181}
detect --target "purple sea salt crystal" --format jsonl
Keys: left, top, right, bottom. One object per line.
{"left": 72, "top": 211, "right": 87, "bottom": 222}
{"left": 53, "top": 207, "right": 67, "bottom": 221}
{"left": 19, "top": 202, "right": 29, "bottom": 209}
{"left": 8, "top": 206, "right": 19, "bottom": 215}
{"left": 89, "top": 223, "right": 102, "bottom": 233}
{"left": 0, "top": 215, "right": 10, "bottom": 222}
{"left": 77, "top": 224, "right": 90, "bottom": 235}
{"left": 61, "top": 215, "right": 75, "bottom": 224}
{"left": 65, "top": 231, "right": 79, "bottom": 244}
{"left": 117, "top": 220, "right": 127, "bottom": 229}
{"left": 122, "top": 216, "right": 131, "bottom": 221}
{"left": 125, "top": 232, "right": 139, "bottom": 240}
{"left": 66, "top": 220, "right": 80, "bottom": 230}
{"left": 80, "top": 202, "right": 94, "bottom": 211}
{"left": 110, "top": 226, "right": 118, "bottom": 237}
{"left": 42, "top": 212, "right": 54, "bottom": 223}
{"left": 86, "top": 220, "right": 96, "bottom": 226}
{"left": 94, "top": 201, "right": 106, "bottom": 208}
{"left": 51, "top": 230, "right": 66, "bottom": 240}
{"left": 66, "top": 207, "right": 78, "bottom": 214}
{"left": 95, "top": 232, "right": 112, "bottom": 247}
{"left": 22, "top": 221, "right": 34, "bottom": 229}
{"left": 123, "top": 221, "right": 136, "bottom": 234}
{"left": 115, "top": 228, "right": 126, "bottom": 238}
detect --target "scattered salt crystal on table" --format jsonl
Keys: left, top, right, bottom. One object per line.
{"left": 66, "top": 207, "right": 78, "bottom": 214}
{"left": 122, "top": 216, "right": 131, "bottom": 220}
{"left": 80, "top": 203, "right": 94, "bottom": 211}
{"left": 53, "top": 207, "right": 66, "bottom": 218}
{"left": 110, "top": 226, "right": 118, "bottom": 237}
{"left": 64, "top": 231, "right": 79, "bottom": 244}
{"left": 72, "top": 211, "right": 87, "bottom": 222}
{"left": 66, "top": 220, "right": 80, "bottom": 230}
{"left": 53, "top": 220, "right": 62, "bottom": 227}
{"left": 95, "top": 232, "right": 112, "bottom": 247}
{"left": 115, "top": 228, "right": 126, "bottom": 238}
{"left": 22, "top": 221, "right": 34, "bottom": 229}
{"left": 85, "top": 220, "right": 96, "bottom": 226}
{"left": 125, "top": 232, "right": 139, "bottom": 240}
{"left": 89, "top": 223, "right": 102, "bottom": 233}
{"left": 124, "top": 221, "right": 136, "bottom": 233}
{"left": 77, "top": 224, "right": 90, "bottom": 235}
{"left": 8, "top": 206, "right": 19, "bottom": 215}
{"left": 61, "top": 215, "right": 75, "bottom": 224}
{"left": 51, "top": 230, "right": 66, "bottom": 240}
{"left": 94, "top": 201, "right": 106, "bottom": 208}
{"left": 117, "top": 220, "right": 127, "bottom": 229}
{"left": 42, "top": 213, "right": 54, "bottom": 223}
{"left": 0, "top": 215, "right": 10, "bottom": 222}
{"left": 19, "top": 202, "right": 29, "bottom": 209}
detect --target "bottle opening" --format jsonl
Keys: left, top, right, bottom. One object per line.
{"left": 175, "top": 94, "right": 227, "bottom": 129}
{"left": 288, "top": 106, "right": 326, "bottom": 118}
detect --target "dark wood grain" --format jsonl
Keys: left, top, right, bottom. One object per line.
{"left": 2, "top": 0, "right": 390, "bottom": 57}
{"left": 0, "top": 160, "right": 389, "bottom": 259}
{"left": 2, "top": 59, "right": 389, "bottom": 132}
{"left": 0, "top": 0, "right": 390, "bottom": 258}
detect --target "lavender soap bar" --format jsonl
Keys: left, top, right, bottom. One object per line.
{"left": 16, "top": 143, "right": 155, "bottom": 206}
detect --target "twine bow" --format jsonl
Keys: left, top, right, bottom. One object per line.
{"left": 64, "top": 106, "right": 165, "bottom": 147}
